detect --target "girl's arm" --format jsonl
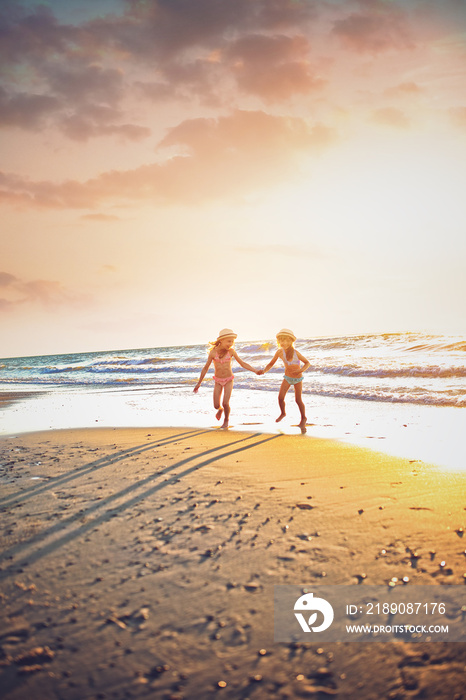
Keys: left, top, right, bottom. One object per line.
{"left": 231, "top": 350, "right": 259, "bottom": 374}
{"left": 296, "top": 350, "right": 311, "bottom": 373}
{"left": 193, "top": 353, "right": 214, "bottom": 392}
{"left": 257, "top": 350, "right": 280, "bottom": 375}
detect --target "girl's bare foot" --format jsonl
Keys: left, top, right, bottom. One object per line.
{"left": 221, "top": 420, "right": 229, "bottom": 429}
{"left": 216, "top": 408, "right": 223, "bottom": 421}
{"left": 298, "top": 417, "right": 307, "bottom": 429}
{"left": 276, "top": 412, "right": 286, "bottom": 423}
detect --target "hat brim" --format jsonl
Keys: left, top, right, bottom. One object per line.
{"left": 217, "top": 333, "right": 237, "bottom": 341}
{"left": 276, "top": 330, "right": 296, "bottom": 341}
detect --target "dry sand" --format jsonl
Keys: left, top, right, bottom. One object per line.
{"left": 0, "top": 426, "right": 465, "bottom": 700}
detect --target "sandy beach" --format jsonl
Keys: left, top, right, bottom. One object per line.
{"left": 0, "top": 426, "right": 465, "bottom": 700}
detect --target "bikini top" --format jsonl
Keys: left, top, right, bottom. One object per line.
{"left": 214, "top": 350, "right": 232, "bottom": 364}
{"left": 282, "top": 348, "right": 300, "bottom": 367}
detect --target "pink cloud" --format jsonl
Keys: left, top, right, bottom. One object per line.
{"left": 384, "top": 82, "right": 423, "bottom": 98}
{"left": 135, "top": 81, "right": 178, "bottom": 103}
{"left": 226, "top": 34, "right": 325, "bottom": 102}
{"left": 1, "top": 0, "right": 462, "bottom": 155}
{"left": 371, "top": 107, "right": 410, "bottom": 128}
{"left": 60, "top": 114, "right": 151, "bottom": 142}
{"left": 0, "top": 298, "right": 15, "bottom": 311}
{"left": 0, "top": 271, "right": 18, "bottom": 286}
{"left": 80, "top": 213, "right": 122, "bottom": 222}
{"left": 0, "top": 270, "right": 89, "bottom": 311}
{"left": 449, "top": 107, "right": 466, "bottom": 131}
{"left": 20, "top": 279, "right": 84, "bottom": 307}
{"left": 0, "top": 110, "right": 336, "bottom": 209}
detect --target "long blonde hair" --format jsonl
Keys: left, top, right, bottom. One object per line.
{"left": 208, "top": 338, "right": 235, "bottom": 353}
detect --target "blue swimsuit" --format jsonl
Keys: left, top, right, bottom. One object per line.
{"left": 282, "top": 349, "right": 303, "bottom": 384}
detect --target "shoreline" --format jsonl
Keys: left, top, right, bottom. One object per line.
{"left": 0, "top": 426, "right": 464, "bottom": 699}
{"left": 1, "top": 386, "right": 464, "bottom": 474}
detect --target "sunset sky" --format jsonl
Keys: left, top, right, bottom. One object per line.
{"left": 1, "top": 0, "right": 465, "bottom": 358}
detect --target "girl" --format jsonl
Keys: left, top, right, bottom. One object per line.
{"left": 258, "top": 329, "right": 310, "bottom": 430}
{"left": 193, "top": 328, "right": 259, "bottom": 429}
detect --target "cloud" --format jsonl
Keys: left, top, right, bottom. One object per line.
{"left": 60, "top": 114, "right": 151, "bottom": 141}
{"left": 0, "top": 298, "right": 15, "bottom": 311}
{"left": 225, "top": 34, "right": 325, "bottom": 102}
{"left": 0, "top": 6, "right": 148, "bottom": 139}
{"left": 0, "top": 270, "right": 89, "bottom": 311}
{"left": 0, "top": 3, "right": 77, "bottom": 66}
{"left": 0, "top": 0, "right": 317, "bottom": 75}
{"left": 332, "top": 2, "right": 415, "bottom": 54}
{"left": 371, "top": 107, "right": 410, "bottom": 128}
{"left": 0, "top": 0, "right": 322, "bottom": 137}
{"left": 153, "top": 56, "right": 226, "bottom": 106}
{"left": 0, "top": 110, "right": 336, "bottom": 208}
{"left": 135, "top": 80, "right": 179, "bottom": 103}
{"left": 133, "top": 32, "right": 325, "bottom": 108}
{"left": 384, "top": 82, "right": 422, "bottom": 98}
{"left": 0, "top": 65, "right": 149, "bottom": 140}
{"left": 20, "top": 279, "right": 80, "bottom": 306}
{"left": 0, "top": 86, "right": 61, "bottom": 129}
{"left": 81, "top": 0, "right": 318, "bottom": 63}
{"left": 45, "top": 61, "right": 125, "bottom": 105}
{"left": 0, "top": 0, "right": 317, "bottom": 91}
{"left": 80, "top": 213, "right": 123, "bottom": 222}
{"left": 449, "top": 107, "right": 466, "bottom": 131}
{"left": 0, "top": 271, "right": 18, "bottom": 286}
{"left": 3, "top": 0, "right": 459, "bottom": 151}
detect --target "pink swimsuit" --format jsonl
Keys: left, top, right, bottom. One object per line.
{"left": 213, "top": 350, "right": 234, "bottom": 386}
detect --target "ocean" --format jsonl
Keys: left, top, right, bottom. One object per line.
{"left": 1, "top": 332, "right": 465, "bottom": 471}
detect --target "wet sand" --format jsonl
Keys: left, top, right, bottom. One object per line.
{"left": 0, "top": 427, "right": 465, "bottom": 699}
{"left": 0, "top": 392, "right": 44, "bottom": 408}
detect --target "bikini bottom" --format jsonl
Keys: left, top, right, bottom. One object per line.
{"left": 214, "top": 375, "right": 234, "bottom": 386}
{"left": 284, "top": 375, "right": 303, "bottom": 385}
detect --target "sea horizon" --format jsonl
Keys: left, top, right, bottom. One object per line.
{"left": 2, "top": 328, "right": 465, "bottom": 362}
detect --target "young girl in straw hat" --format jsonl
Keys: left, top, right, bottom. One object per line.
{"left": 194, "top": 328, "right": 259, "bottom": 428}
{"left": 258, "top": 329, "right": 310, "bottom": 430}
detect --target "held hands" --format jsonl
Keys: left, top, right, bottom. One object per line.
{"left": 256, "top": 369, "right": 265, "bottom": 375}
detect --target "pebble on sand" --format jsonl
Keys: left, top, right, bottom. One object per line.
{"left": 244, "top": 582, "right": 260, "bottom": 592}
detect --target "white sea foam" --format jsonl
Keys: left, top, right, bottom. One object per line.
{"left": 1, "top": 332, "right": 465, "bottom": 406}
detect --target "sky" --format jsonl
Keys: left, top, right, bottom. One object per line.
{"left": 1, "top": 0, "right": 465, "bottom": 357}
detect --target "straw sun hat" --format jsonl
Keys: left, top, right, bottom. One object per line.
{"left": 276, "top": 328, "right": 296, "bottom": 341}
{"left": 216, "top": 328, "right": 238, "bottom": 341}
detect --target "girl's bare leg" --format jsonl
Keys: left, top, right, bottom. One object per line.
{"left": 276, "top": 379, "right": 290, "bottom": 422}
{"left": 213, "top": 382, "right": 223, "bottom": 421}
{"left": 221, "top": 380, "right": 234, "bottom": 428}
{"left": 294, "top": 382, "right": 307, "bottom": 428}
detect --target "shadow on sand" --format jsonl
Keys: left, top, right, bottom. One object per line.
{"left": 0, "top": 429, "right": 281, "bottom": 579}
